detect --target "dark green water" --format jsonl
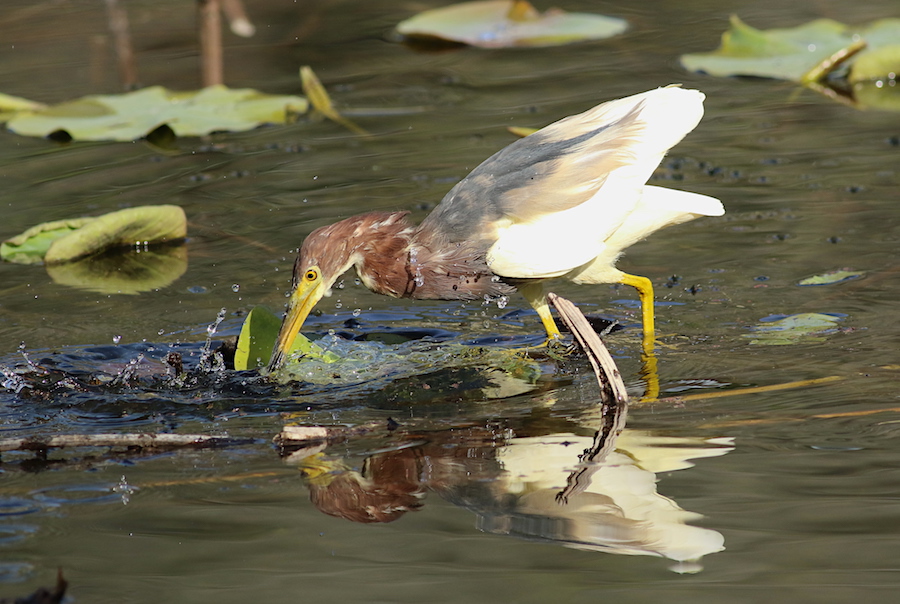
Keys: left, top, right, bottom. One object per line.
{"left": 1, "top": 0, "right": 899, "bottom": 602}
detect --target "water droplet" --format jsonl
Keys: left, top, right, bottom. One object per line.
{"left": 497, "top": 296, "right": 509, "bottom": 309}
{"left": 335, "top": 300, "right": 343, "bottom": 309}
{"left": 354, "top": 278, "right": 361, "bottom": 286}
{"left": 158, "top": 328, "right": 165, "bottom": 335}
{"left": 408, "top": 248, "right": 425, "bottom": 286}
{"left": 352, "top": 308, "right": 362, "bottom": 317}
{"left": 112, "top": 335, "right": 122, "bottom": 344}
{"left": 231, "top": 284, "right": 240, "bottom": 292}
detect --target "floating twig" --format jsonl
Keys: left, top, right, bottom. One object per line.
{"left": 0, "top": 433, "right": 254, "bottom": 454}
{"left": 548, "top": 292, "right": 628, "bottom": 404}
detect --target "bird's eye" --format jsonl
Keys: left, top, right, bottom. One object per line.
{"left": 304, "top": 269, "right": 318, "bottom": 281}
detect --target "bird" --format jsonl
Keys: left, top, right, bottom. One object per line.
{"left": 268, "top": 86, "right": 724, "bottom": 371}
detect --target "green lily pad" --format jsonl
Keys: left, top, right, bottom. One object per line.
{"left": 797, "top": 269, "right": 865, "bottom": 286}
{"left": 0, "top": 218, "right": 91, "bottom": 265}
{"left": 234, "top": 305, "right": 340, "bottom": 371}
{"left": 1, "top": 205, "right": 187, "bottom": 265}
{"left": 743, "top": 313, "right": 843, "bottom": 346}
{"left": 681, "top": 16, "right": 900, "bottom": 83}
{"left": 4, "top": 85, "right": 308, "bottom": 142}
{"left": 396, "top": 0, "right": 627, "bottom": 48}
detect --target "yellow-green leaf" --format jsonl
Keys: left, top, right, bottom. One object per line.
{"left": 396, "top": 0, "right": 627, "bottom": 48}
{"left": 299, "top": 66, "right": 368, "bottom": 136}
{"left": 44, "top": 205, "right": 187, "bottom": 264}
{"left": 4, "top": 85, "right": 308, "bottom": 142}
{"left": 682, "top": 16, "right": 900, "bottom": 83}
{"left": 797, "top": 269, "right": 865, "bottom": 286}
{"left": 2, "top": 206, "right": 186, "bottom": 265}
{"left": 234, "top": 305, "right": 340, "bottom": 371}
{"left": 849, "top": 44, "right": 900, "bottom": 82}
{"left": 681, "top": 16, "right": 853, "bottom": 81}
{"left": 1, "top": 218, "right": 91, "bottom": 264}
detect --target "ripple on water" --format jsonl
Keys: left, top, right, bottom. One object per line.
{"left": 31, "top": 482, "right": 132, "bottom": 507}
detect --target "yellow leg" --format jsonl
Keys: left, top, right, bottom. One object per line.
{"left": 618, "top": 273, "right": 659, "bottom": 401}
{"left": 518, "top": 281, "right": 562, "bottom": 341}
{"left": 618, "top": 273, "right": 655, "bottom": 354}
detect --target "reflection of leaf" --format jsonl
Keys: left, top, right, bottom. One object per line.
{"left": 852, "top": 79, "right": 900, "bottom": 111}
{"left": 4, "top": 85, "right": 308, "bottom": 142}
{"left": 396, "top": 0, "right": 627, "bottom": 48}
{"left": 2, "top": 205, "right": 186, "bottom": 265}
{"left": 681, "top": 16, "right": 900, "bottom": 83}
{"left": 46, "top": 245, "right": 188, "bottom": 294}
{"left": 234, "top": 306, "right": 340, "bottom": 371}
{"left": 743, "top": 313, "right": 843, "bottom": 346}
{"left": 797, "top": 269, "right": 864, "bottom": 286}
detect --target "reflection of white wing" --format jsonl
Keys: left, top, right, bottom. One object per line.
{"left": 494, "top": 431, "right": 733, "bottom": 569}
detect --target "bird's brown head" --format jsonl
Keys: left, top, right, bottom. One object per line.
{"left": 267, "top": 212, "right": 413, "bottom": 371}
{"left": 267, "top": 222, "right": 357, "bottom": 371}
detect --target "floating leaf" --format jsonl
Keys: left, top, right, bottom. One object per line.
{"left": 2, "top": 205, "right": 187, "bottom": 265}
{"left": 0, "top": 218, "right": 91, "bottom": 265}
{"left": 682, "top": 16, "right": 854, "bottom": 81}
{"left": 681, "top": 16, "right": 900, "bottom": 83}
{"left": 4, "top": 85, "right": 308, "bottom": 142}
{"left": 300, "top": 66, "right": 368, "bottom": 136}
{"left": 396, "top": 0, "right": 627, "bottom": 48}
{"left": 234, "top": 306, "right": 340, "bottom": 371}
{"left": 797, "top": 269, "right": 865, "bottom": 286}
{"left": 849, "top": 44, "right": 900, "bottom": 83}
{"left": 507, "top": 126, "right": 538, "bottom": 137}
{"left": 743, "top": 313, "right": 843, "bottom": 346}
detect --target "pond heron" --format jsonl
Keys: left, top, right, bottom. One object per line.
{"left": 269, "top": 86, "right": 724, "bottom": 370}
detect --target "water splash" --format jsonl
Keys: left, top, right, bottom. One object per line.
{"left": 110, "top": 353, "right": 145, "bottom": 386}
{"left": 197, "top": 308, "right": 228, "bottom": 373}
{"left": 409, "top": 249, "right": 425, "bottom": 287}
{"left": 482, "top": 294, "right": 509, "bottom": 309}
{"left": 1, "top": 364, "right": 29, "bottom": 394}
{"left": 112, "top": 475, "right": 137, "bottom": 505}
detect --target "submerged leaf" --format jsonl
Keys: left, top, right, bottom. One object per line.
{"left": 743, "top": 313, "right": 844, "bottom": 346}
{"left": 797, "top": 269, "right": 864, "bottom": 286}
{"left": 4, "top": 85, "right": 309, "bottom": 142}
{"left": 234, "top": 306, "right": 340, "bottom": 371}
{"left": 396, "top": 0, "right": 627, "bottom": 48}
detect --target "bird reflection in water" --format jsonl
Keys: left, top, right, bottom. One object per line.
{"left": 283, "top": 410, "right": 731, "bottom": 571}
